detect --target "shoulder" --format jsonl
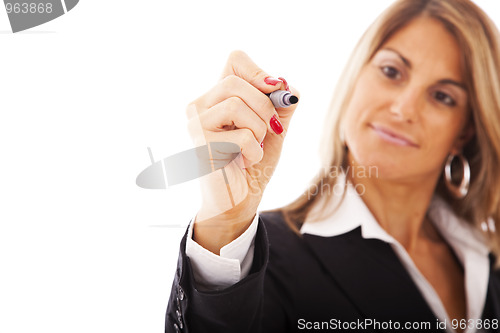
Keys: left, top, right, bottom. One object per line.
{"left": 258, "top": 210, "right": 308, "bottom": 262}
{"left": 259, "top": 210, "right": 289, "bottom": 230}
{"left": 259, "top": 210, "right": 301, "bottom": 243}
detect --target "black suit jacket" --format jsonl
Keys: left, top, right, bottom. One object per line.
{"left": 165, "top": 211, "right": 500, "bottom": 333}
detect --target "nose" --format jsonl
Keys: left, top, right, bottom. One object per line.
{"left": 389, "top": 86, "right": 422, "bottom": 123}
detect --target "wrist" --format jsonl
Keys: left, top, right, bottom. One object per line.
{"left": 193, "top": 211, "right": 256, "bottom": 255}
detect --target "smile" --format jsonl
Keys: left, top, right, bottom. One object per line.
{"left": 369, "top": 124, "right": 419, "bottom": 148}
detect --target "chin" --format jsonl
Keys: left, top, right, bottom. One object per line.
{"left": 347, "top": 145, "right": 411, "bottom": 180}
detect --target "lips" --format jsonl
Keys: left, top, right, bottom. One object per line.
{"left": 369, "top": 124, "right": 419, "bottom": 148}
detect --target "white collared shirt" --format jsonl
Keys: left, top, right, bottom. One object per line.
{"left": 186, "top": 182, "right": 491, "bottom": 333}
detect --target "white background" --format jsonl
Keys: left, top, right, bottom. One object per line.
{"left": 0, "top": 1, "right": 499, "bottom": 332}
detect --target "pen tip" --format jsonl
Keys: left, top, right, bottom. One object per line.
{"left": 289, "top": 95, "right": 299, "bottom": 104}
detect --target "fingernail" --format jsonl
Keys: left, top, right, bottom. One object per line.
{"left": 264, "top": 77, "right": 283, "bottom": 86}
{"left": 270, "top": 115, "right": 283, "bottom": 134}
{"left": 260, "top": 141, "right": 264, "bottom": 148}
{"left": 278, "top": 77, "right": 290, "bottom": 91}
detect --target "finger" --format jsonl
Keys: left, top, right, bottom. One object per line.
{"left": 205, "top": 128, "right": 263, "bottom": 168}
{"left": 199, "top": 97, "right": 268, "bottom": 144}
{"left": 221, "top": 50, "right": 285, "bottom": 94}
{"left": 201, "top": 75, "right": 283, "bottom": 135}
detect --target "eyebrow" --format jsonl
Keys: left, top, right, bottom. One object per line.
{"left": 381, "top": 47, "right": 467, "bottom": 91}
{"left": 383, "top": 47, "right": 413, "bottom": 69}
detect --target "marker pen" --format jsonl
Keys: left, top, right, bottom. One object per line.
{"left": 267, "top": 90, "right": 299, "bottom": 108}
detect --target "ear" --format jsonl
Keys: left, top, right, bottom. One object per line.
{"left": 450, "top": 122, "right": 475, "bottom": 155}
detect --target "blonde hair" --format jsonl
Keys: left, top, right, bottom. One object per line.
{"left": 274, "top": 0, "right": 500, "bottom": 264}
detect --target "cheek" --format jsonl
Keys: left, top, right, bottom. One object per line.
{"left": 343, "top": 77, "right": 378, "bottom": 132}
{"left": 343, "top": 83, "right": 386, "bottom": 150}
{"left": 419, "top": 113, "right": 465, "bottom": 161}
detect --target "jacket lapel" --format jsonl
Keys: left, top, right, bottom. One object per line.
{"left": 302, "top": 227, "right": 442, "bottom": 325}
{"left": 483, "top": 254, "right": 500, "bottom": 327}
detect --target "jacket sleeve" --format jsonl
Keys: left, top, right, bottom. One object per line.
{"left": 165, "top": 217, "right": 270, "bottom": 333}
{"left": 185, "top": 213, "right": 260, "bottom": 290}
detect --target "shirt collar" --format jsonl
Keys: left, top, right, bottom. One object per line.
{"left": 300, "top": 177, "right": 490, "bottom": 259}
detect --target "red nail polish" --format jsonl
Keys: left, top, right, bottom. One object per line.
{"left": 264, "top": 77, "right": 283, "bottom": 86}
{"left": 270, "top": 115, "right": 283, "bottom": 134}
{"left": 278, "top": 77, "right": 290, "bottom": 91}
{"left": 260, "top": 141, "right": 264, "bottom": 148}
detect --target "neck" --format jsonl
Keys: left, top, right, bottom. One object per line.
{"left": 346, "top": 154, "right": 442, "bottom": 252}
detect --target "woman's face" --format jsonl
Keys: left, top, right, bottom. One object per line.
{"left": 344, "top": 16, "right": 472, "bottom": 183}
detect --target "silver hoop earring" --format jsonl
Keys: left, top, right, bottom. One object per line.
{"left": 444, "top": 153, "right": 470, "bottom": 199}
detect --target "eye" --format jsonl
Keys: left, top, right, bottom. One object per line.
{"left": 380, "top": 66, "right": 402, "bottom": 80}
{"left": 432, "top": 91, "right": 456, "bottom": 107}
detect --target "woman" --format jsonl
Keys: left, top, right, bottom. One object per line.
{"left": 166, "top": 0, "right": 500, "bottom": 332}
